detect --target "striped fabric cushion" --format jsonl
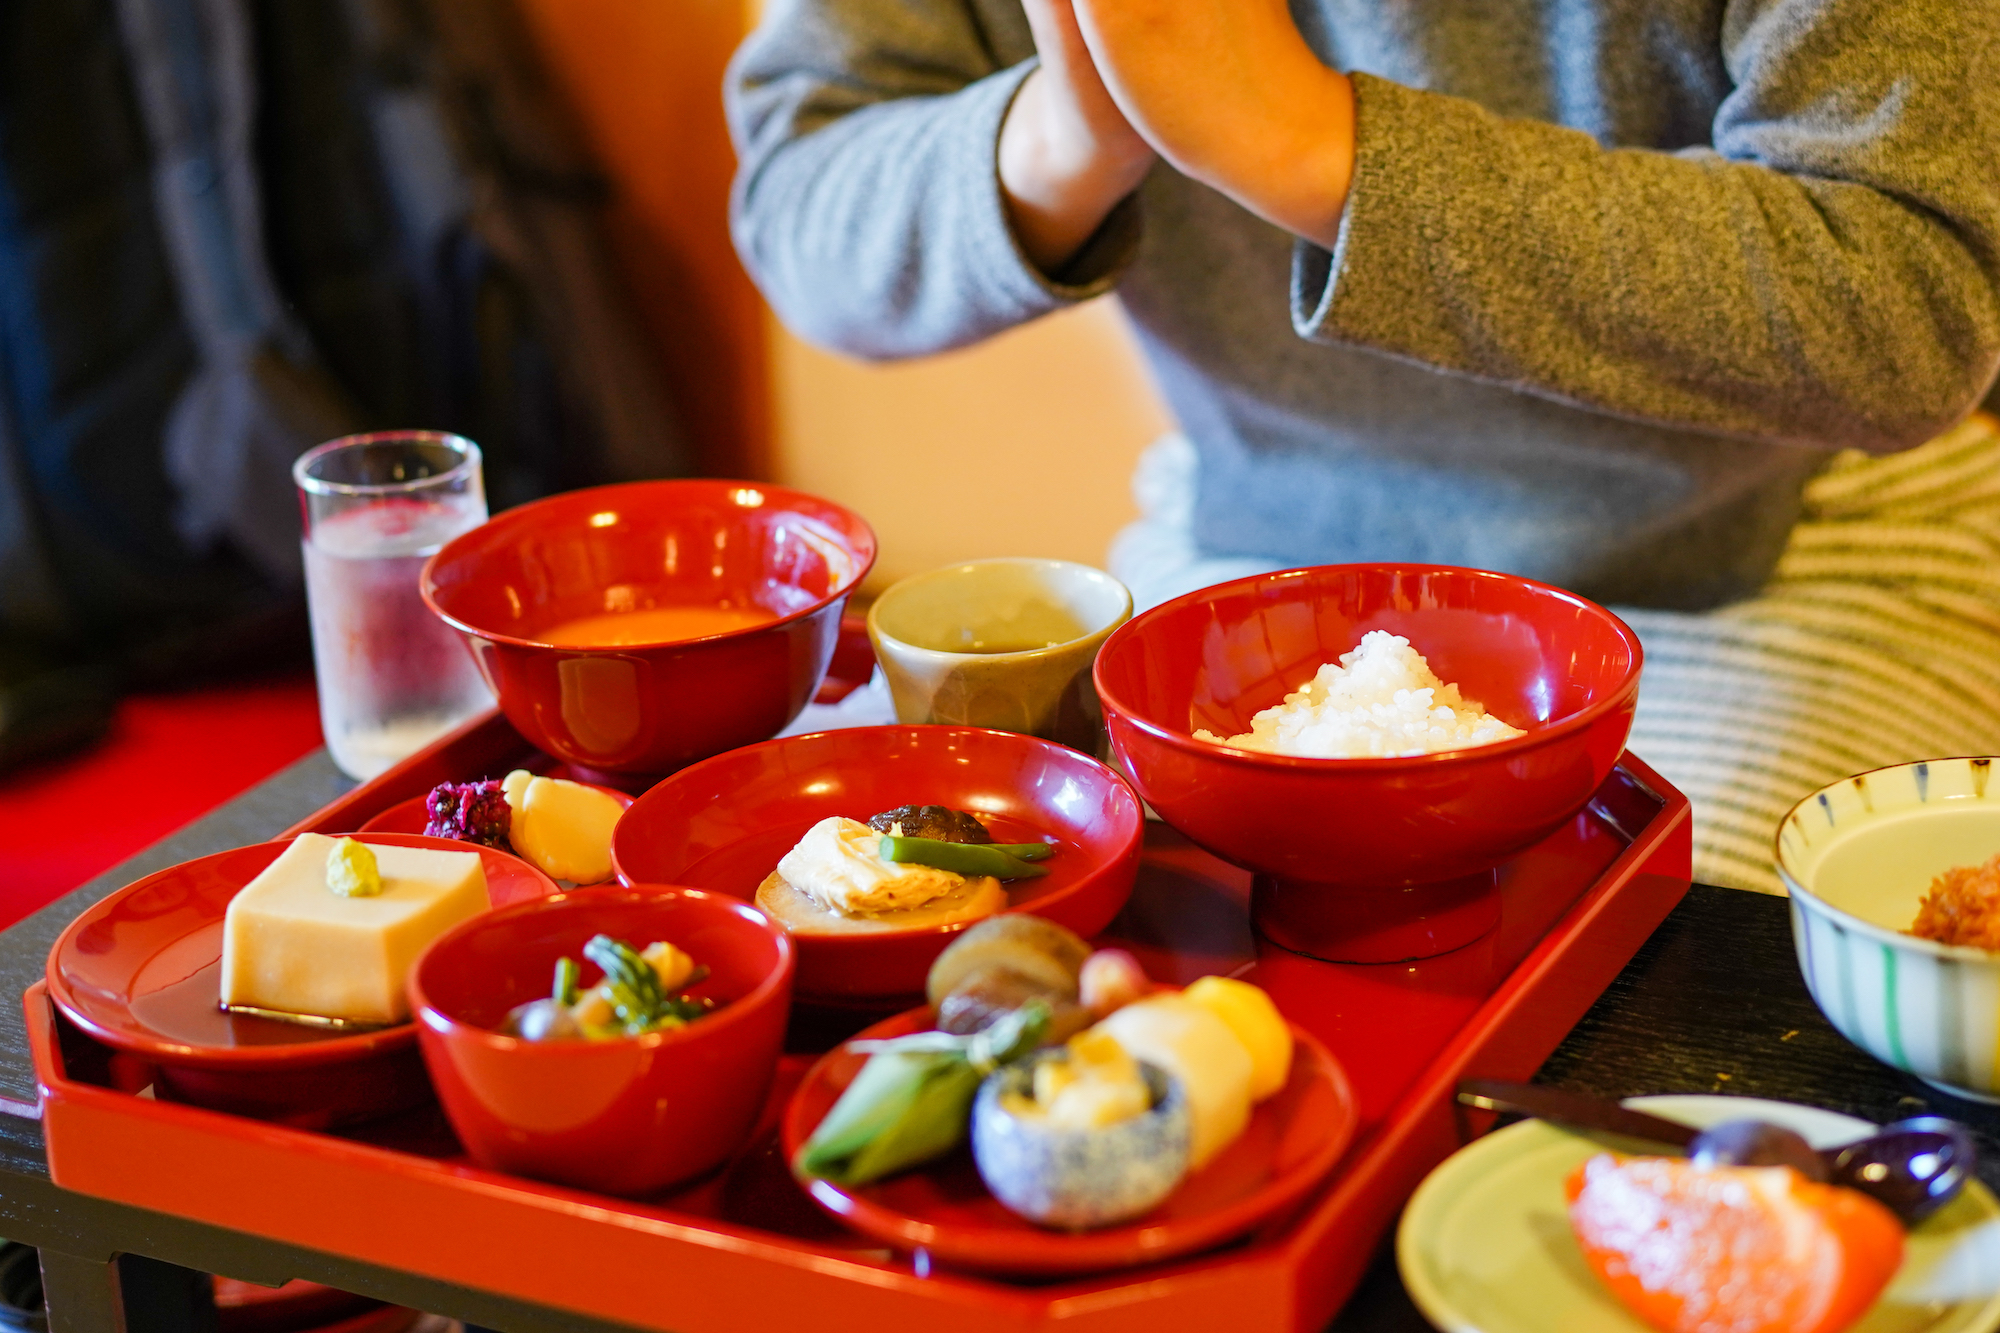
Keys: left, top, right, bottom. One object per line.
{"left": 1625, "top": 412, "right": 2000, "bottom": 894}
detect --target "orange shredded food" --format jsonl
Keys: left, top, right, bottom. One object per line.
{"left": 1909, "top": 852, "right": 2000, "bottom": 949}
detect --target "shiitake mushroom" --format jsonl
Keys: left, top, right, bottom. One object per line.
{"left": 868, "top": 804, "right": 992, "bottom": 844}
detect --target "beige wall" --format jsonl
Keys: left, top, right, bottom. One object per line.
{"left": 768, "top": 300, "right": 1176, "bottom": 593}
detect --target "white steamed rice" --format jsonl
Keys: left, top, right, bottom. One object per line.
{"left": 1194, "top": 631, "right": 1525, "bottom": 758}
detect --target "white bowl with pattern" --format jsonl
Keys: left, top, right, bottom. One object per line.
{"left": 1777, "top": 757, "right": 2000, "bottom": 1103}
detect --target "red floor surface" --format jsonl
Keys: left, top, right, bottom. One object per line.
{"left": 0, "top": 671, "right": 324, "bottom": 930}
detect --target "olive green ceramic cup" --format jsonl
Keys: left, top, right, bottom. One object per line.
{"left": 867, "top": 559, "right": 1133, "bottom": 753}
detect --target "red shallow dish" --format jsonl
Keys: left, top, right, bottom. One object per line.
{"left": 1094, "top": 564, "right": 1641, "bottom": 964}
{"left": 44, "top": 833, "right": 556, "bottom": 1125}
{"left": 781, "top": 1007, "right": 1358, "bottom": 1276}
{"left": 410, "top": 888, "right": 794, "bottom": 1197}
{"left": 421, "top": 479, "right": 877, "bottom": 777}
{"left": 609, "top": 726, "right": 1145, "bottom": 999}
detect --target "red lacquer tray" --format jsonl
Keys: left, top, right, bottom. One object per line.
{"left": 29, "top": 710, "right": 1692, "bottom": 1333}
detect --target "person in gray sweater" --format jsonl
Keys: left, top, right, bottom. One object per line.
{"left": 727, "top": 0, "right": 2000, "bottom": 891}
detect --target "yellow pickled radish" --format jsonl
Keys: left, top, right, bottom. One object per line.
{"left": 502, "top": 768, "right": 534, "bottom": 813}
{"left": 324, "top": 837, "right": 384, "bottom": 898}
{"left": 1183, "top": 975, "right": 1293, "bottom": 1101}
{"left": 1097, "top": 993, "right": 1252, "bottom": 1168}
{"left": 511, "top": 775, "right": 624, "bottom": 883}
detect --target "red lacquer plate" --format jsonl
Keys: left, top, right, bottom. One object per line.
{"left": 610, "top": 726, "right": 1146, "bottom": 1000}
{"left": 780, "top": 1006, "right": 1359, "bottom": 1276}
{"left": 356, "top": 782, "right": 634, "bottom": 883}
{"left": 44, "top": 834, "right": 556, "bottom": 1123}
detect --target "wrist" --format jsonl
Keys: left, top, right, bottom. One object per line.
{"left": 1000, "top": 68, "right": 1154, "bottom": 275}
{"left": 1190, "top": 64, "right": 1355, "bottom": 249}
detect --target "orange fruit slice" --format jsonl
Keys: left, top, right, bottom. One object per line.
{"left": 1566, "top": 1154, "right": 1903, "bottom": 1333}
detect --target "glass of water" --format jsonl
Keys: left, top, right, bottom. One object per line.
{"left": 294, "top": 431, "right": 494, "bottom": 780}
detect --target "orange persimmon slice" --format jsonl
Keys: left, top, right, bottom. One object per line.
{"left": 1565, "top": 1154, "right": 1904, "bottom": 1333}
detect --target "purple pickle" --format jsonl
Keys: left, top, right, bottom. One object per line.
{"left": 424, "top": 779, "right": 513, "bottom": 850}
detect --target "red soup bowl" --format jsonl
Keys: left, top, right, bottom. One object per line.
{"left": 421, "top": 479, "right": 876, "bottom": 777}
{"left": 609, "top": 725, "right": 1145, "bottom": 1000}
{"left": 409, "top": 888, "right": 793, "bottom": 1197}
{"left": 1093, "top": 564, "right": 1641, "bottom": 964}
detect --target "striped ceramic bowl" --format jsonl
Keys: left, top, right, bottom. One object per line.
{"left": 1777, "top": 757, "right": 2000, "bottom": 1103}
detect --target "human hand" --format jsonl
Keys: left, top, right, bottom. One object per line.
{"left": 998, "top": 0, "right": 1157, "bottom": 274}
{"left": 1068, "top": 0, "right": 1354, "bottom": 247}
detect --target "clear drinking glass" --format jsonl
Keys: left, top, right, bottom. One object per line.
{"left": 294, "top": 431, "right": 494, "bottom": 780}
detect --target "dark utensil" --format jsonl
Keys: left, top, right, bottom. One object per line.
{"left": 1825, "top": 1116, "right": 1976, "bottom": 1225}
{"left": 1456, "top": 1079, "right": 1975, "bottom": 1225}
{"left": 1457, "top": 1080, "right": 1699, "bottom": 1148}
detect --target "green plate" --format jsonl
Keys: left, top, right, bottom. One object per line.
{"left": 1398, "top": 1095, "right": 2000, "bottom": 1333}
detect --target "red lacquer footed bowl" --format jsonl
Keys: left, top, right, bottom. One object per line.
{"left": 421, "top": 479, "right": 877, "bottom": 776}
{"left": 409, "top": 888, "right": 793, "bottom": 1198}
{"left": 1093, "top": 564, "right": 1641, "bottom": 964}
{"left": 609, "top": 726, "right": 1145, "bottom": 1000}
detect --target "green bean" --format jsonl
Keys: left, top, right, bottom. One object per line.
{"left": 987, "top": 842, "right": 1054, "bottom": 861}
{"left": 552, "top": 956, "right": 580, "bottom": 1008}
{"left": 878, "top": 835, "right": 1050, "bottom": 880}
{"left": 584, "top": 935, "right": 665, "bottom": 1034}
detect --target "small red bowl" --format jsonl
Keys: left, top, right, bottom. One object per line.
{"left": 1093, "top": 564, "right": 1641, "bottom": 963}
{"left": 609, "top": 726, "right": 1145, "bottom": 1000}
{"left": 421, "top": 479, "right": 877, "bottom": 776}
{"left": 409, "top": 888, "right": 794, "bottom": 1197}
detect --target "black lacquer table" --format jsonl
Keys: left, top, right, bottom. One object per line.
{"left": 2, "top": 752, "right": 1994, "bottom": 1333}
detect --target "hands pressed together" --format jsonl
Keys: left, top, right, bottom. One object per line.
{"left": 998, "top": 0, "right": 1355, "bottom": 273}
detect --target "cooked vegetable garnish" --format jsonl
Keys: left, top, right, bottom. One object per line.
{"left": 505, "top": 935, "right": 714, "bottom": 1042}
{"left": 582, "top": 935, "right": 711, "bottom": 1036}
{"left": 867, "top": 805, "right": 993, "bottom": 843}
{"left": 877, "top": 836, "right": 1051, "bottom": 880}
{"left": 989, "top": 843, "right": 1055, "bottom": 861}
{"left": 796, "top": 1000, "right": 1051, "bottom": 1185}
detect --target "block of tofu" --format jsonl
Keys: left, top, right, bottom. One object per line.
{"left": 219, "top": 833, "right": 489, "bottom": 1025}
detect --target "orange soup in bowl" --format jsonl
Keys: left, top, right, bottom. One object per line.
{"left": 539, "top": 605, "right": 778, "bottom": 647}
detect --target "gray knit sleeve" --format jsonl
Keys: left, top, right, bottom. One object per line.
{"left": 726, "top": 0, "right": 1137, "bottom": 361}
{"left": 1294, "top": 1, "right": 2000, "bottom": 452}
